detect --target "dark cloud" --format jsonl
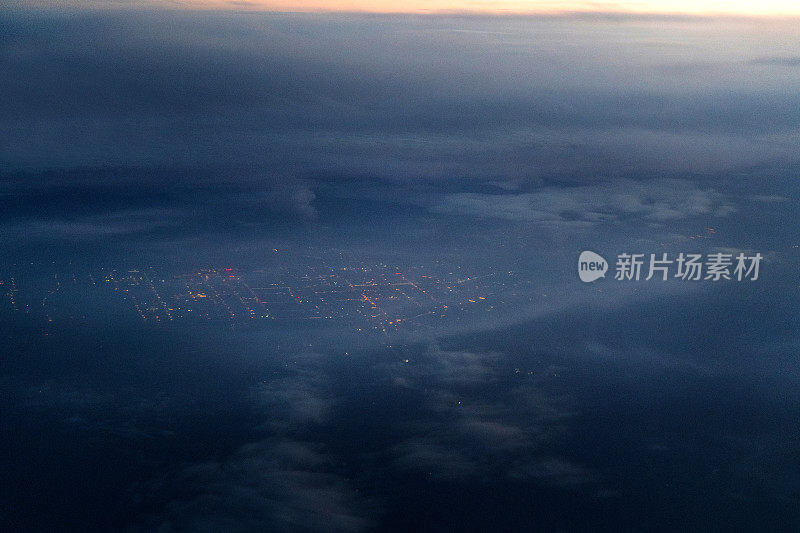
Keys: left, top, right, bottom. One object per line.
{"left": 143, "top": 439, "right": 375, "bottom": 532}
{"left": 124, "top": 350, "right": 379, "bottom": 531}
{"left": 2, "top": 11, "right": 800, "bottom": 180}
{"left": 2, "top": 207, "right": 186, "bottom": 240}
{"left": 507, "top": 457, "right": 599, "bottom": 487}
{"left": 387, "top": 345, "right": 585, "bottom": 484}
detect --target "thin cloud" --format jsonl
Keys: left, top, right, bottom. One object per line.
{"left": 432, "top": 179, "right": 735, "bottom": 224}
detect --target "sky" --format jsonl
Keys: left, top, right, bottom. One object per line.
{"left": 1, "top": 5, "right": 800, "bottom": 532}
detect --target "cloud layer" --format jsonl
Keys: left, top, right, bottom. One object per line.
{"left": 433, "top": 179, "right": 735, "bottom": 225}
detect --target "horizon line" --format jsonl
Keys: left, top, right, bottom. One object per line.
{"left": 5, "top": 1, "right": 800, "bottom": 18}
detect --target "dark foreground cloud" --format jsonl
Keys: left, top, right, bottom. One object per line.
{"left": 144, "top": 439, "right": 375, "bottom": 532}
{"left": 128, "top": 342, "right": 596, "bottom": 530}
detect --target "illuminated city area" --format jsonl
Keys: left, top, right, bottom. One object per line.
{"left": 0, "top": 258, "right": 536, "bottom": 334}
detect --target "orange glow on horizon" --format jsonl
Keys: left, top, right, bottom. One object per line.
{"left": 247, "top": 1, "right": 800, "bottom": 15}
{"left": 15, "top": 0, "right": 800, "bottom": 15}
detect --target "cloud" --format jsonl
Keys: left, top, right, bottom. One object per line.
{"left": 0, "top": 207, "right": 186, "bottom": 240}
{"left": 0, "top": 169, "right": 318, "bottom": 250}
{"left": 130, "top": 340, "right": 597, "bottom": 530}
{"left": 395, "top": 344, "right": 504, "bottom": 385}
{"left": 750, "top": 194, "right": 787, "bottom": 202}
{"left": 132, "top": 352, "right": 376, "bottom": 531}
{"left": 2, "top": 11, "right": 800, "bottom": 179}
{"left": 751, "top": 56, "right": 800, "bottom": 67}
{"left": 432, "top": 179, "right": 734, "bottom": 224}
{"left": 260, "top": 376, "right": 334, "bottom": 427}
{"left": 386, "top": 345, "right": 593, "bottom": 485}
{"left": 143, "top": 439, "right": 375, "bottom": 532}
{"left": 231, "top": 178, "right": 318, "bottom": 220}
{"left": 391, "top": 439, "right": 479, "bottom": 479}
{"left": 507, "top": 457, "right": 599, "bottom": 487}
